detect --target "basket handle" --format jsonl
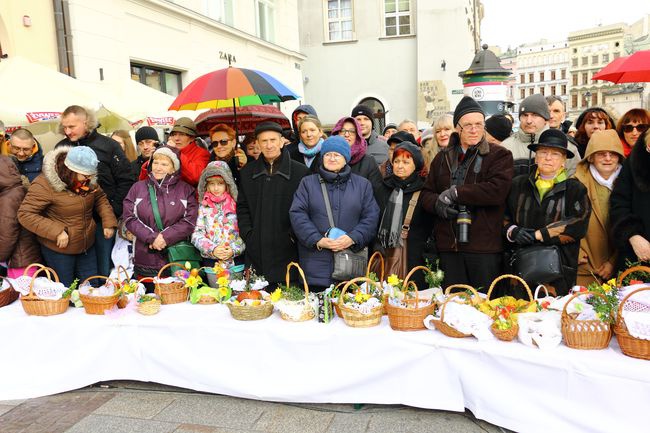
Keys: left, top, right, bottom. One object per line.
{"left": 338, "top": 276, "right": 381, "bottom": 306}
{"left": 23, "top": 263, "right": 48, "bottom": 276}
{"left": 440, "top": 292, "right": 473, "bottom": 324}
{"left": 81, "top": 275, "right": 118, "bottom": 292}
{"left": 403, "top": 265, "right": 434, "bottom": 294}
{"left": 157, "top": 262, "right": 186, "bottom": 279}
{"left": 444, "top": 284, "right": 480, "bottom": 299}
{"left": 286, "top": 262, "right": 310, "bottom": 300}
{"left": 486, "top": 274, "right": 533, "bottom": 301}
{"left": 366, "top": 251, "right": 385, "bottom": 282}
{"left": 616, "top": 265, "right": 650, "bottom": 286}
{"left": 116, "top": 265, "right": 131, "bottom": 282}
{"left": 534, "top": 285, "right": 550, "bottom": 300}
{"left": 561, "top": 290, "right": 610, "bottom": 318}
{"left": 28, "top": 266, "right": 60, "bottom": 297}
{"left": 616, "top": 286, "right": 650, "bottom": 326}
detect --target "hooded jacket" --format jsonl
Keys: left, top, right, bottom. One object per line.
{"left": 17, "top": 146, "right": 118, "bottom": 255}
{"left": 237, "top": 149, "right": 310, "bottom": 283}
{"left": 0, "top": 156, "right": 41, "bottom": 267}
{"left": 574, "top": 130, "right": 624, "bottom": 286}
{"left": 501, "top": 125, "right": 580, "bottom": 177}
{"left": 2, "top": 138, "right": 44, "bottom": 182}
{"left": 56, "top": 129, "right": 133, "bottom": 217}
{"left": 610, "top": 130, "right": 650, "bottom": 270}
{"left": 192, "top": 161, "right": 244, "bottom": 265}
{"left": 178, "top": 139, "right": 211, "bottom": 187}
{"left": 421, "top": 133, "right": 514, "bottom": 254}
{"left": 365, "top": 130, "right": 389, "bottom": 165}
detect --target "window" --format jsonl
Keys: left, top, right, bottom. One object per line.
{"left": 602, "top": 53, "right": 609, "bottom": 63}
{"left": 529, "top": 88, "right": 534, "bottom": 96}
{"left": 550, "top": 85, "right": 556, "bottom": 95}
{"left": 528, "top": 73, "right": 534, "bottom": 83}
{"left": 561, "top": 69, "right": 566, "bottom": 80}
{"left": 571, "top": 94, "right": 578, "bottom": 108}
{"left": 613, "top": 51, "right": 620, "bottom": 59}
{"left": 592, "top": 92, "right": 598, "bottom": 106}
{"left": 592, "top": 55, "right": 599, "bottom": 64}
{"left": 520, "top": 89, "right": 526, "bottom": 99}
{"left": 561, "top": 84, "right": 567, "bottom": 95}
{"left": 204, "top": 0, "right": 233, "bottom": 25}
{"left": 539, "top": 71, "right": 545, "bottom": 81}
{"left": 255, "top": 0, "right": 275, "bottom": 42}
{"left": 520, "top": 73, "right": 525, "bottom": 84}
{"left": 572, "top": 58, "right": 578, "bottom": 67}
{"left": 131, "top": 63, "right": 182, "bottom": 96}
{"left": 572, "top": 74, "right": 578, "bottom": 86}
{"left": 582, "top": 72, "right": 588, "bottom": 85}
{"left": 384, "top": 0, "right": 412, "bottom": 36}
{"left": 581, "top": 56, "right": 588, "bottom": 65}
{"left": 326, "top": 0, "right": 353, "bottom": 41}
{"left": 551, "top": 70, "right": 556, "bottom": 80}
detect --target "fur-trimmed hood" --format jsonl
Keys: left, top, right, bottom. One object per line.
{"left": 197, "top": 160, "right": 238, "bottom": 201}
{"left": 629, "top": 130, "right": 650, "bottom": 192}
{"left": 42, "top": 145, "right": 98, "bottom": 192}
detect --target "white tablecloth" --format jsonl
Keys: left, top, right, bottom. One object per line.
{"left": 0, "top": 301, "right": 648, "bottom": 433}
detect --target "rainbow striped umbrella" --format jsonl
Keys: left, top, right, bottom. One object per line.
{"left": 168, "top": 66, "right": 299, "bottom": 111}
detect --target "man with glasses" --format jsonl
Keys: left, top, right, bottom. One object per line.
{"left": 5, "top": 128, "right": 43, "bottom": 183}
{"left": 502, "top": 94, "right": 579, "bottom": 177}
{"left": 421, "top": 96, "right": 514, "bottom": 292}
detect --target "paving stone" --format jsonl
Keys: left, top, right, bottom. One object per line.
{"left": 172, "top": 424, "right": 262, "bottom": 433}
{"left": 253, "top": 403, "right": 335, "bottom": 433}
{"left": 325, "top": 411, "right": 373, "bottom": 433}
{"left": 154, "top": 394, "right": 266, "bottom": 429}
{"left": 0, "top": 404, "right": 15, "bottom": 416}
{"left": 0, "top": 399, "right": 27, "bottom": 406}
{"left": 94, "top": 391, "right": 176, "bottom": 419}
{"left": 65, "top": 414, "right": 178, "bottom": 433}
{"left": 364, "top": 407, "right": 489, "bottom": 433}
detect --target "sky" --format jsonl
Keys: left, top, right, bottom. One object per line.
{"left": 480, "top": 0, "right": 650, "bottom": 50}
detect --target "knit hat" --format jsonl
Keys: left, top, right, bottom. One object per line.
{"left": 485, "top": 114, "right": 513, "bottom": 141}
{"left": 135, "top": 126, "right": 159, "bottom": 143}
{"left": 152, "top": 145, "right": 181, "bottom": 171}
{"left": 420, "top": 128, "right": 434, "bottom": 143}
{"left": 320, "top": 135, "right": 351, "bottom": 163}
{"left": 197, "top": 160, "right": 238, "bottom": 201}
{"left": 574, "top": 107, "right": 616, "bottom": 130}
{"left": 387, "top": 130, "right": 416, "bottom": 146}
{"left": 518, "top": 94, "right": 550, "bottom": 120}
{"left": 528, "top": 129, "right": 575, "bottom": 159}
{"left": 64, "top": 146, "right": 98, "bottom": 176}
{"left": 382, "top": 123, "right": 397, "bottom": 135}
{"left": 453, "top": 96, "right": 485, "bottom": 127}
{"left": 171, "top": 117, "right": 197, "bottom": 136}
{"left": 393, "top": 141, "right": 424, "bottom": 171}
{"left": 351, "top": 104, "right": 375, "bottom": 126}
{"left": 254, "top": 121, "right": 283, "bottom": 137}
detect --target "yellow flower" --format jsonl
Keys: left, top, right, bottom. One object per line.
{"left": 217, "top": 276, "right": 229, "bottom": 287}
{"left": 355, "top": 292, "right": 370, "bottom": 303}
{"left": 602, "top": 283, "right": 612, "bottom": 293}
{"left": 270, "top": 288, "right": 282, "bottom": 302}
{"left": 387, "top": 274, "right": 400, "bottom": 287}
{"left": 218, "top": 287, "right": 229, "bottom": 297}
{"left": 186, "top": 276, "right": 198, "bottom": 287}
{"left": 607, "top": 278, "right": 616, "bottom": 287}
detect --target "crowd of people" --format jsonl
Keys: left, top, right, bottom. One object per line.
{"left": 1, "top": 96, "right": 649, "bottom": 296}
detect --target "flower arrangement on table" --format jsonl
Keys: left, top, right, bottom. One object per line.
{"left": 175, "top": 263, "right": 230, "bottom": 304}
{"left": 271, "top": 283, "right": 316, "bottom": 322}
{"left": 338, "top": 279, "right": 383, "bottom": 315}
{"left": 137, "top": 293, "right": 161, "bottom": 315}
{"left": 224, "top": 267, "right": 273, "bottom": 320}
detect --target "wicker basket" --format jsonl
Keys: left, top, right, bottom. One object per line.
{"left": 115, "top": 265, "right": 131, "bottom": 308}
{"left": 485, "top": 274, "right": 534, "bottom": 340}
{"left": 78, "top": 276, "right": 120, "bottom": 315}
{"left": 227, "top": 301, "right": 274, "bottom": 321}
{"left": 561, "top": 291, "right": 613, "bottom": 350}
{"left": 386, "top": 266, "right": 436, "bottom": 331}
{"left": 0, "top": 278, "right": 19, "bottom": 309}
{"left": 154, "top": 262, "right": 188, "bottom": 304}
{"left": 20, "top": 266, "right": 69, "bottom": 316}
{"left": 278, "top": 262, "right": 315, "bottom": 322}
{"left": 137, "top": 296, "right": 161, "bottom": 315}
{"left": 615, "top": 286, "right": 650, "bottom": 360}
{"left": 432, "top": 284, "right": 481, "bottom": 338}
{"left": 491, "top": 321, "right": 519, "bottom": 341}
{"left": 366, "top": 251, "right": 387, "bottom": 315}
{"left": 338, "top": 277, "right": 383, "bottom": 328}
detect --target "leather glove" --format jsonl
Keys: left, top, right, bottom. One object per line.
{"left": 511, "top": 226, "right": 536, "bottom": 246}
{"left": 434, "top": 186, "right": 459, "bottom": 220}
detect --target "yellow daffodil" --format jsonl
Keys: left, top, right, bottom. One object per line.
{"left": 186, "top": 276, "right": 198, "bottom": 287}
{"left": 355, "top": 292, "right": 370, "bottom": 303}
{"left": 218, "top": 287, "right": 229, "bottom": 297}
{"left": 387, "top": 274, "right": 400, "bottom": 287}
{"left": 602, "top": 283, "right": 612, "bottom": 293}
{"left": 217, "top": 276, "right": 229, "bottom": 287}
{"left": 270, "top": 288, "right": 282, "bottom": 302}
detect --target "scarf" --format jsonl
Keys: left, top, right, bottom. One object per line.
{"left": 298, "top": 138, "right": 323, "bottom": 167}
{"left": 589, "top": 163, "right": 621, "bottom": 191}
{"left": 203, "top": 191, "right": 236, "bottom": 215}
{"left": 71, "top": 178, "right": 91, "bottom": 196}
{"left": 534, "top": 168, "right": 567, "bottom": 200}
{"left": 378, "top": 173, "right": 419, "bottom": 249}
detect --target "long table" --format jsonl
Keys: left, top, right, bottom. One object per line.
{"left": 1, "top": 301, "right": 648, "bottom": 433}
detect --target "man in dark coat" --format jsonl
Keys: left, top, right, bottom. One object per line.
{"left": 131, "top": 126, "right": 160, "bottom": 181}
{"left": 4, "top": 128, "right": 44, "bottom": 183}
{"left": 352, "top": 104, "right": 389, "bottom": 164}
{"left": 237, "top": 121, "right": 310, "bottom": 287}
{"left": 56, "top": 105, "right": 134, "bottom": 276}
{"left": 421, "top": 96, "right": 514, "bottom": 292}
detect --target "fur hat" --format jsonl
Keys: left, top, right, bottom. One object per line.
{"left": 171, "top": 117, "right": 197, "bottom": 136}
{"left": 135, "top": 126, "right": 159, "bottom": 143}
{"left": 519, "top": 94, "right": 550, "bottom": 120}
{"left": 320, "top": 135, "right": 351, "bottom": 163}
{"left": 393, "top": 141, "right": 424, "bottom": 171}
{"left": 453, "top": 96, "right": 485, "bottom": 127}
{"left": 64, "top": 146, "right": 98, "bottom": 175}
{"left": 152, "top": 146, "right": 181, "bottom": 172}
{"left": 351, "top": 104, "right": 375, "bottom": 126}
{"left": 197, "top": 160, "right": 238, "bottom": 201}
{"left": 528, "top": 129, "right": 575, "bottom": 159}
{"left": 485, "top": 115, "right": 513, "bottom": 141}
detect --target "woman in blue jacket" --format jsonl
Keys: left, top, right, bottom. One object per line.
{"left": 290, "top": 136, "right": 380, "bottom": 291}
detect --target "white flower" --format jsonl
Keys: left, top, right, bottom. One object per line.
{"left": 251, "top": 279, "right": 269, "bottom": 292}
{"left": 230, "top": 279, "right": 247, "bottom": 292}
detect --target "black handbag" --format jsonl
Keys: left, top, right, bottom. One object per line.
{"left": 510, "top": 244, "right": 563, "bottom": 284}
{"left": 319, "top": 177, "right": 368, "bottom": 281}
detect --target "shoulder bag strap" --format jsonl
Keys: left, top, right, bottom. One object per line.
{"left": 401, "top": 191, "right": 421, "bottom": 238}
{"left": 319, "top": 175, "right": 335, "bottom": 229}
{"left": 147, "top": 184, "right": 164, "bottom": 231}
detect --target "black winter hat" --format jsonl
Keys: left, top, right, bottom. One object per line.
{"left": 528, "top": 128, "right": 575, "bottom": 159}
{"left": 135, "top": 126, "right": 159, "bottom": 143}
{"left": 254, "top": 121, "right": 283, "bottom": 137}
{"left": 485, "top": 115, "right": 512, "bottom": 142}
{"left": 387, "top": 130, "right": 416, "bottom": 146}
{"left": 393, "top": 141, "right": 424, "bottom": 171}
{"left": 574, "top": 107, "right": 616, "bottom": 130}
{"left": 453, "top": 96, "right": 485, "bottom": 127}
{"left": 351, "top": 105, "right": 375, "bottom": 126}
{"left": 382, "top": 123, "right": 397, "bottom": 135}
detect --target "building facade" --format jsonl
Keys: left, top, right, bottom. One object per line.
{"left": 297, "top": 0, "right": 481, "bottom": 131}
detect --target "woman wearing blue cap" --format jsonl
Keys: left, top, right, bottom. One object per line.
{"left": 290, "top": 136, "right": 380, "bottom": 291}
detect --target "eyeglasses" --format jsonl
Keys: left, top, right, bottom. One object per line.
{"left": 459, "top": 122, "right": 485, "bottom": 132}
{"left": 10, "top": 144, "right": 34, "bottom": 155}
{"left": 623, "top": 124, "right": 649, "bottom": 134}
{"left": 536, "top": 149, "right": 565, "bottom": 159}
{"left": 212, "top": 139, "right": 232, "bottom": 147}
{"left": 339, "top": 129, "right": 356, "bottom": 136}
{"left": 324, "top": 153, "right": 343, "bottom": 160}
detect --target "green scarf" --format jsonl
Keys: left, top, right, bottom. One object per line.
{"left": 534, "top": 168, "right": 567, "bottom": 200}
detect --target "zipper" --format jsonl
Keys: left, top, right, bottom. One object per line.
{"left": 81, "top": 193, "right": 87, "bottom": 252}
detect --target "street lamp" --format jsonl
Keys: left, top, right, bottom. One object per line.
{"left": 585, "top": 91, "right": 592, "bottom": 108}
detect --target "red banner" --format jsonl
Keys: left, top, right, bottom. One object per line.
{"left": 25, "top": 112, "right": 62, "bottom": 123}
{"left": 147, "top": 116, "right": 174, "bottom": 126}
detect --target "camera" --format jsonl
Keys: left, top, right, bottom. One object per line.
{"left": 456, "top": 205, "right": 472, "bottom": 244}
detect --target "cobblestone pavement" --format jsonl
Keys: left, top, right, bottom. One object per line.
{"left": 0, "top": 381, "right": 512, "bottom": 433}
